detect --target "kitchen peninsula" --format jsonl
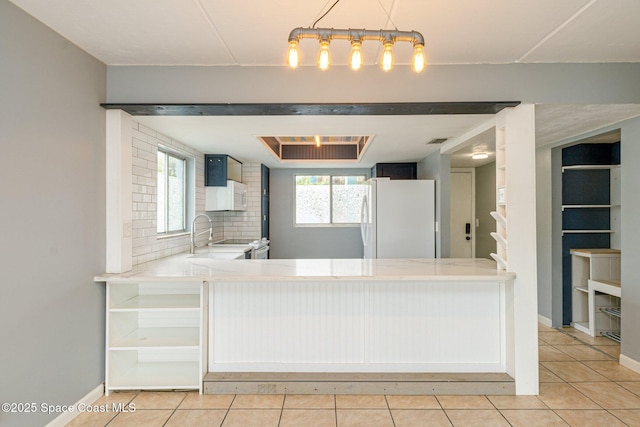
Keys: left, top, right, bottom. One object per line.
{"left": 95, "top": 253, "right": 521, "bottom": 396}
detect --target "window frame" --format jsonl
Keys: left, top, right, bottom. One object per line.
{"left": 157, "top": 146, "right": 188, "bottom": 235}
{"left": 293, "top": 174, "right": 367, "bottom": 227}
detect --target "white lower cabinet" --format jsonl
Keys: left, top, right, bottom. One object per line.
{"left": 105, "top": 281, "right": 207, "bottom": 395}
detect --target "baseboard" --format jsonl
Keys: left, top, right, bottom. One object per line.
{"left": 620, "top": 355, "right": 640, "bottom": 375}
{"left": 45, "top": 383, "right": 104, "bottom": 427}
{"left": 204, "top": 372, "right": 515, "bottom": 395}
{"left": 537, "top": 314, "right": 552, "bottom": 327}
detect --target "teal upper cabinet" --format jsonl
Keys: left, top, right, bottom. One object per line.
{"left": 371, "top": 162, "right": 417, "bottom": 180}
{"left": 205, "top": 154, "right": 242, "bottom": 186}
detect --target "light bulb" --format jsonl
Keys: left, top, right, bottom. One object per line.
{"left": 315, "top": 135, "right": 321, "bottom": 147}
{"left": 472, "top": 153, "right": 489, "bottom": 160}
{"left": 381, "top": 42, "right": 394, "bottom": 72}
{"left": 350, "top": 41, "right": 362, "bottom": 71}
{"left": 317, "top": 40, "right": 330, "bottom": 71}
{"left": 287, "top": 40, "right": 299, "bottom": 69}
{"left": 412, "top": 43, "right": 426, "bottom": 73}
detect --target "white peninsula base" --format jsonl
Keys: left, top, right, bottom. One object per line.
{"left": 209, "top": 280, "right": 507, "bottom": 374}
{"left": 96, "top": 257, "right": 530, "bottom": 395}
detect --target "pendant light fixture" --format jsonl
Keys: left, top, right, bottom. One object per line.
{"left": 286, "top": 0, "right": 426, "bottom": 73}
{"left": 287, "top": 28, "right": 426, "bottom": 73}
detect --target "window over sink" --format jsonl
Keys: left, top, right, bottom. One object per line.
{"left": 157, "top": 147, "right": 187, "bottom": 234}
{"left": 295, "top": 175, "right": 366, "bottom": 226}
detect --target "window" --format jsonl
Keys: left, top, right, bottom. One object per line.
{"left": 295, "top": 175, "right": 366, "bottom": 225}
{"left": 157, "top": 148, "right": 186, "bottom": 234}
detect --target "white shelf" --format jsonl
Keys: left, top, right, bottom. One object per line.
{"left": 105, "top": 281, "right": 205, "bottom": 395}
{"left": 562, "top": 204, "right": 620, "bottom": 211}
{"left": 562, "top": 165, "right": 620, "bottom": 172}
{"left": 490, "top": 211, "right": 507, "bottom": 228}
{"left": 562, "top": 230, "right": 614, "bottom": 235}
{"left": 110, "top": 327, "right": 200, "bottom": 348}
{"left": 108, "top": 361, "right": 200, "bottom": 389}
{"left": 490, "top": 232, "right": 508, "bottom": 250}
{"left": 111, "top": 294, "right": 200, "bottom": 311}
{"left": 490, "top": 253, "right": 508, "bottom": 270}
{"left": 575, "top": 287, "right": 588, "bottom": 294}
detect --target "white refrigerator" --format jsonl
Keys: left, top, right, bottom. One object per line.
{"left": 360, "top": 178, "right": 436, "bottom": 259}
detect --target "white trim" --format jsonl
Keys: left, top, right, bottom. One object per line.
{"left": 106, "top": 109, "right": 133, "bottom": 273}
{"left": 620, "top": 354, "right": 640, "bottom": 375}
{"left": 538, "top": 314, "right": 552, "bottom": 327}
{"left": 45, "top": 383, "right": 104, "bottom": 427}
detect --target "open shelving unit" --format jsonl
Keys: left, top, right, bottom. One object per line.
{"left": 561, "top": 142, "right": 621, "bottom": 327}
{"left": 106, "top": 281, "right": 207, "bottom": 395}
{"left": 490, "top": 129, "right": 508, "bottom": 270}
{"left": 570, "top": 249, "right": 620, "bottom": 338}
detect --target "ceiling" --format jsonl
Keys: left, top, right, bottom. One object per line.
{"left": 10, "top": 0, "right": 640, "bottom": 168}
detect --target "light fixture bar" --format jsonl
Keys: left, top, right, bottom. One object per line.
{"left": 288, "top": 28, "right": 424, "bottom": 45}
{"left": 287, "top": 27, "right": 426, "bottom": 72}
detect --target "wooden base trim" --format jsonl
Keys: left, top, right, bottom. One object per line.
{"left": 203, "top": 372, "right": 515, "bottom": 396}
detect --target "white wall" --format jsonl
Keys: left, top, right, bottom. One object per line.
{"left": 0, "top": 1, "right": 106, "bottom": 425}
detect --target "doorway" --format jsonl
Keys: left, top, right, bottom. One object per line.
{"left": 450, "top": 168, "right": 475, "bottom": 258}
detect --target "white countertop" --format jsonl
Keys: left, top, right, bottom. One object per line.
{"left": 95, "top": 250, "right": 515, "bottom": 283}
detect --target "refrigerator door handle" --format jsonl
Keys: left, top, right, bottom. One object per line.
{"left": 360, "top": 195, "right": 369, "bottom": 246}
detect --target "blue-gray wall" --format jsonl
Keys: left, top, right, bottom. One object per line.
{"left": 106, "top": 63, "right": 640, "bottom": 104}
{"left": 269, "top": 168, "right": 369, "bottom": 259}
{"left": 0, "top": 1, "right": 106, "bottom": 425}
{"left": 621, "top": 116, "right": 640, "bottom": 364}
{"left": 418, "top": 151, "right": 450, "bottom": 258}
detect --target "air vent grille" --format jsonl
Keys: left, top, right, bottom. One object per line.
{"left": 427, "top": 138, "right": 448, "bottom": 144}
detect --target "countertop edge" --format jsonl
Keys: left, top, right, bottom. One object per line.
{"left": 94, "top": 254, "right": 517, "bottom": 283}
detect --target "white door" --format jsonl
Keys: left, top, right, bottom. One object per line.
{"left": 450, "top": 170, "right": 475, "bottom": 258}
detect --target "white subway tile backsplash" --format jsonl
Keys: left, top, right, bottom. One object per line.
{"left": 137, "top": 124, "right": 158, "bottom": 138}
{"left": 130, "top": 122, "right": 264, "bottom": 264}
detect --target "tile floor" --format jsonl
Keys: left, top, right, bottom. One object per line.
{"left": 67, "top": 324, "right": 640, "bottom": 426}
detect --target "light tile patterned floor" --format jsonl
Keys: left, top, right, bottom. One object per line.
{"left": 67, "top": 325, "right": 640, "bottom": 426}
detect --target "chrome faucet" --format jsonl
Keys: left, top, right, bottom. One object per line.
{"left": 190, "top": 214, "right": 213, "bottom": 254}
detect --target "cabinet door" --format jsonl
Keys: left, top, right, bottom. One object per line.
{"left": 205, "top": 155, "right": 227, "bottom": 186}
{"left": 261, "top": 164, "right": 270, "bottom": 238}
{"left": 261, "top": 164, "right": 270, "bottom": 197}
{"left": 261, "top": 195, "right": 269, "bottom": 239}
{"left": 374, "top": 163, "right": 417, "bottom": 180}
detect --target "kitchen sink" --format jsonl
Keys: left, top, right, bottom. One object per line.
{"left": 188, "top": 251, "right": 244, "bottom": 260}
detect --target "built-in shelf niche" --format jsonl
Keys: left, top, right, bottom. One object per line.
{"left": 490, "top": 127, "right": 508, "bottom": 270}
